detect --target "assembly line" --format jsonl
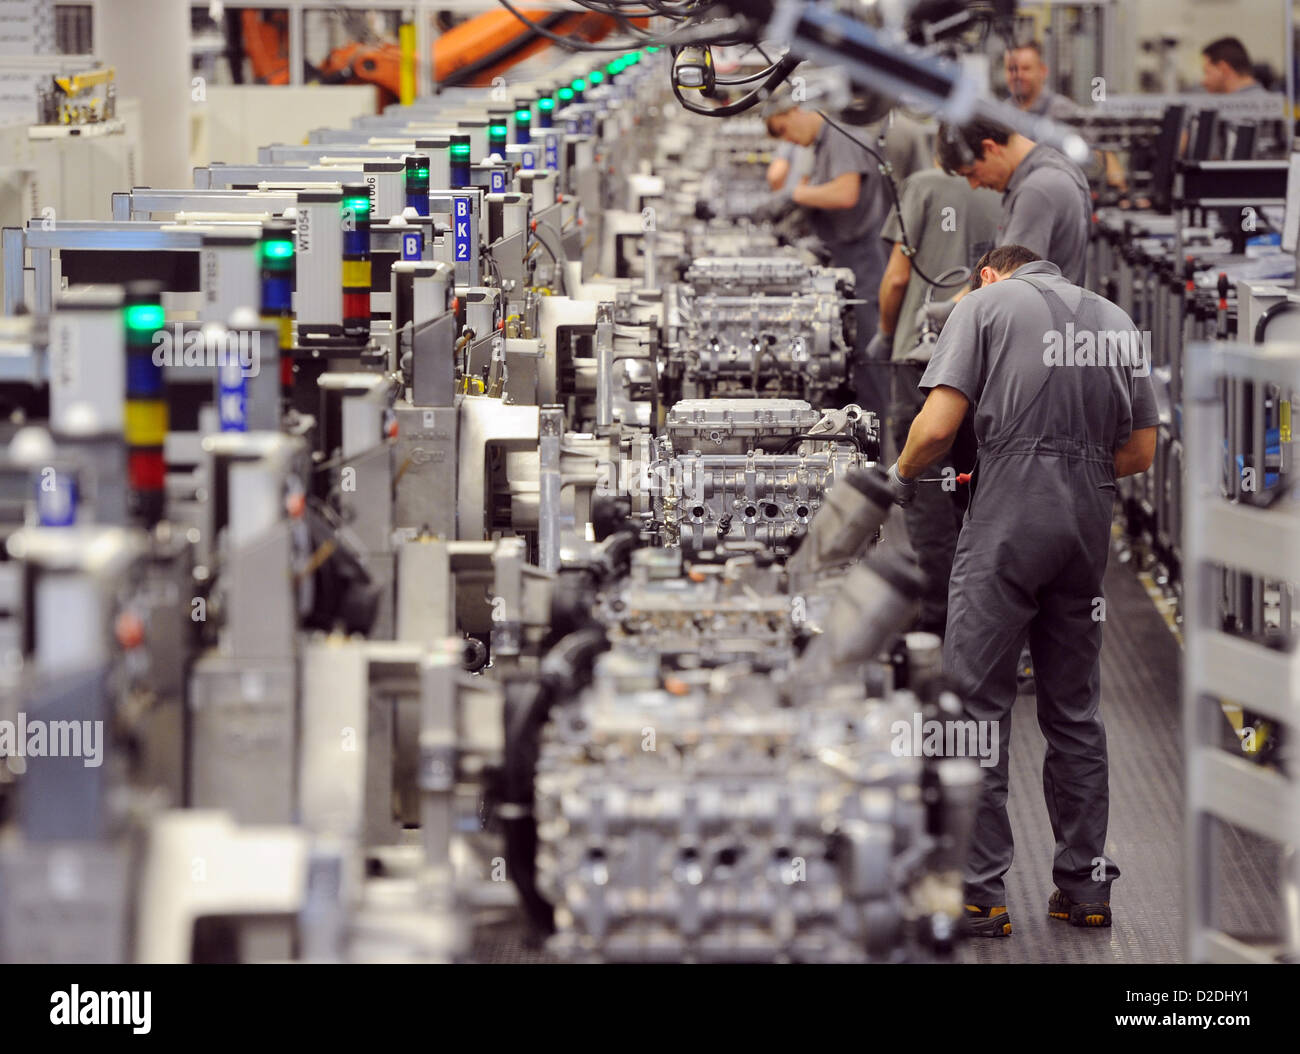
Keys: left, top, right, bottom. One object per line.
{"left": 0, "top": 0, "right": 1295, "bottom": 972}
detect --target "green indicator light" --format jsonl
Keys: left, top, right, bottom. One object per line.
{"left": 646, "top": 46, "right": 659, "bottom": 53}
{"left": 589, "top": 70, "right": 604, "bottom": 85}
{"left": 344, "top": 196, "right": 370, "bottom": 212}
{"left": 489, "top": 122, "right": 508, "bottom": 136}
{"left": 262, "top": 239, "right": 294, "bottom": 260}
{"left": 124, "top": 303, "right": 164, "bottom": 332}
{"left": 450, "top": 143, "right": 471, "bottom": 157}
{"left": 558, "top": 87, "right": 573, "bottom": 101}
{"left": 605, "top": 62, "right": 619, "bottom": 75}
{"left": 515, "top": 108, "right": 530, "bottom": 122}
{"left": 538, "top": 97, "right": 555, "bottom": 110}
{"left": 625, "top": 51, "right": 638, "bottom": 63}
{"left": 416, "top": 167, "right": 429, "bottom": 179}
{"left": 572, "top": 79, "right": 585, "bottom": 91}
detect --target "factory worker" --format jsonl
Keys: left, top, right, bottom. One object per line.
{"left": 1003, "top": 40, "right": 1082, "bottom": 121}
{"left": 886, "top": 244, "right": 1158, "bottom": 937}
{"left": 1201, "top": 36, "right": 1266, "bottom": 94}
{"left": 761, "top": 91, "right": 892, "bottom": 414}
{"left": 922, "top": 117, "right": 1094, "bottom": 686}
{"left": 933, "top": 117, "right": 1091, "bottom": 291}
{"left": 1004, "top": 40, "right": 1128, "bottom": 196}
{"left": 872, "top": 155, "right": 1000, "bottom": 636}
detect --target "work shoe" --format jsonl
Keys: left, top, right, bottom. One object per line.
{"left": 1048, "top": 889, "right": 1112, "bottom": 928}
{"left": 962, "top": 903, "right": 1012, "bottom": 938}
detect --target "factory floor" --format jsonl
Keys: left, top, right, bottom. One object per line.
{"left": 470, "top": 546, "right": 1281, "bottom": 964}
{"left": 960, "top": 553, "right": 1280, "bottom": 964}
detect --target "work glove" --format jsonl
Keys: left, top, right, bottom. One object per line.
{"left": 751, "top": 189, "right": 794, "bottom": 224}
{"left": 885, "top": 460, "right": 918, "bottom": 508}
{"left": 865, "top": 329, "right": 893, "bottom": 363}
{"left": 914, "top": 297, "right": 957, "bottom": 338}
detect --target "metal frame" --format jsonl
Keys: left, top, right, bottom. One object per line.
{"left": 4, "top": 221, "right": 228, "bottom": 316}
{"left": 111, "top": 189, "right": 297, "bottom": 220}
{"left": 1184, "top": 338, "right": 1300, "bottom": 964}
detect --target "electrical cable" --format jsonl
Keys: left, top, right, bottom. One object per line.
{"left": 714, "top": 60, "right": 786, "bottom": 87}
{"left": 495, "top": 0, "right": 712, "bottom": 51}
{"left": 815, "top": 108, "right": 969, "bottom": 289}
{"left": 776, "top": 433, "right": 866, "bottom": 454}
{"left": 495, "top": 0, "right": 652, "bottom": 50}
{"left": 671, "top": 52, "right": 800, "bottom": 117}
{"left": 533, "top": 222, "right": 569, "bottom": 294}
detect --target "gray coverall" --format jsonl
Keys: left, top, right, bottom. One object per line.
{"left": 997, "top": 144, "right": 1091, "bottom": 286}
{"left": 918, "top": 260, "right": 1159, "bottom": 906}
{"left": 882, "top": 168, "right": 999, "bottom": 633}
{"left": 805, "top": 119, "right": 891, "bottom": 413}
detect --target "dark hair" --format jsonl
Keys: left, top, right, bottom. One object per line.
{"left": 936, "top": 118, "right": 1013, "bottom": 175}
{"left": 1202, "top": 37, "right": 1252, "bottom": 75}
{"left": 970, "top": 245, "right": 1041, "bottom": 288}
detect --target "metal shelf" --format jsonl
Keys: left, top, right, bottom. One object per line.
{"left": 1183, "top": 337, "right": 1300, "bottom": 964}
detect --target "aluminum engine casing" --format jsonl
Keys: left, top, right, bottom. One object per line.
{"left": 532, "top": 548, "right": 959, "bottom": 963}
{"left": 670, "top": 261, "right": 855, "bottom": 401}
{"left": 622, "top": 400, "right": 876, "bottom": 554}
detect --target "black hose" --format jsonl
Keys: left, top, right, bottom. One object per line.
{"left": 776, "top": 432, "right": 866, "bottom": 454}
{"left": 1253, "top": 300, "right": 1300, "bottom": 343}
{"left": 601, "top": 528, "right": 642, "bottom": 575}
{"left": 671, "top": 54, "right": 801, "bottom": 118}
{"left": 815, "top": 109, "right": 969, "bottom": 290}
{"left": 501, "top": 627, "right": 609, "bottom": 936}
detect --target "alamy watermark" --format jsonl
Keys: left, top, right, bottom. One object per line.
{"left": 891, "top": 713, "right": 1000, "bottom": 769}
{"left": 596, "top": 458, "right": 706, "bottom": 503}
{"left": 151, "top": 324, "right": 261, "bottom": 378}
{"left": 1043, "top": 325, "right": 1150, "bottom": 378}
{"left": 0, "top": 712, "right": 103, "bottom": 768}
{"left": 50, "top": 986, "right": 150, "bottom": 1034}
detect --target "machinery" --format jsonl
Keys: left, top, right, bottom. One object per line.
{"left": 235, "top": 7, "right": 629, "bottom": 98}
{"left": 29, "top": 0, "right": 1292, "bottom": 967}
{"left": 508, "top": 467, "right": 978, "bottom": 962}
{"left": 667, "top": 258, "right": 857, "bottom": 403}
{"left": 619, "top": 398, "right": 878, "bottom": 554}
{"left": 0, "top": 36, "right": 970, "bottom": 964}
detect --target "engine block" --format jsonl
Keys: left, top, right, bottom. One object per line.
{"left": 620, "top": 399, "right": 878, "bottom": 554}
{"left": 670, "top": 260, "right": 856, "bottom": 402}
{"left": 531, "top": 544, "right": 978, "bottom": 963}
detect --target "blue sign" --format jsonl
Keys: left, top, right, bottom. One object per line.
{"left": 522, "top": 149, "right": 536, "bottom": 171}
{"left": 36, "top": 471, "right": 77, "bottom": 527}
{"left": 402, "top": 231, "right": 423, "bottom": 260}
{"left": 218, "top": 357, "right": 248, "bottom": 432}
{"left": 454, "top": 197, "right": 471, "bottom": 263}
{"left": 490, "top": 169, "right": 506, "bottom": 193}
{"left": 545, "top": 134, "right": 559, "bottom": 171}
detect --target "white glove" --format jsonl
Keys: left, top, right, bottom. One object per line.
{"left": 865, "top": 329, "right": 893, "bottom": 362}
{"left": 914, "top": 297, "right": 957, "bottom": 337}
{"left": 752, "top": 189, "right": 794, "bottom": 224}
{"left": 886, "top": 461, "right": 918, "bottom": 507}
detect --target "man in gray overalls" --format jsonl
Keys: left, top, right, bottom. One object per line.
{"left": 763, "top": 96, "right": 892, "bottom": 413}
{"left": 885, "top": 245, "right": 1158, "bottom": 937}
